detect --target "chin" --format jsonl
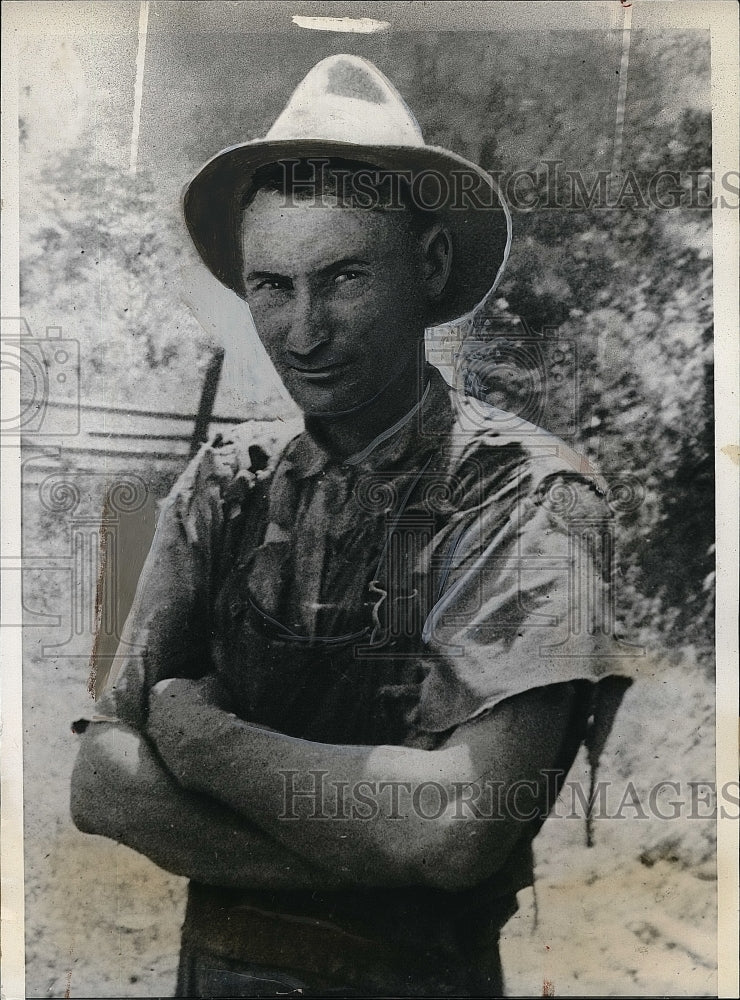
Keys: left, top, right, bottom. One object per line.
{"left": 286, "top": 378, "right": 374, "bottom": 418}
{"left": 289, "top": 387, "right": 354, "bottom": 417}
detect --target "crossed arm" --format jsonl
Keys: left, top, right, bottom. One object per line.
{"left": 70, "top": 459, "right": 583, "bottom": 894}
{"left": 71, "top": 669, "right": 575, "bottom": 893}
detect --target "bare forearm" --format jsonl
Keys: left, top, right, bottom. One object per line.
{"left": 70, "top": 722, "right": 349, "bottom": 891}
{"left": 149, "top": 697, "right": 476, "bottom": 886}
{"left": 148, "top": 680, "right": 577, "bottom": 890}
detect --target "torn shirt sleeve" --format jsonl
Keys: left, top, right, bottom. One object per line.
{"left": 416, "top": 471, "right": 636, "bottom": 734}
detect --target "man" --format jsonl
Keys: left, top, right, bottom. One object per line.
{"left": 71, "top": 55, "right": 630, "bottom": 997}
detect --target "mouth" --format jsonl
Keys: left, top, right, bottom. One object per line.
{"left": 288, "top": 361, "right": 349, "bottom": 383}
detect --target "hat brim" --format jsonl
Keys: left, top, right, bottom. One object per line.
{"left": 183, "top": 139, "right": 511, "bottom": 326}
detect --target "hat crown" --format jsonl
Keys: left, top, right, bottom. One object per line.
{"left": 184, "top": 55, "right": 511, "bottom": 324}
{"left": 266, "top": 55, "right": 425, "bottom": 148}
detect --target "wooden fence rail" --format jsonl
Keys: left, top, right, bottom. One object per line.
{"left": 20, "top": 399, "right": 295, "bottom": 484}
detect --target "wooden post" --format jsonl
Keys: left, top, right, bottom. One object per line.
{"left": 189, "top": 347, "right": 225, "bottom": 457}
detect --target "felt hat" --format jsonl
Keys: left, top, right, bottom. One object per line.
{"left": 183, "top": 54, "right": 511, "bottom": 325}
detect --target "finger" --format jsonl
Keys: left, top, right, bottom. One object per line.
{"left": 150, "top": 677, "right": 180, "bottom": 698}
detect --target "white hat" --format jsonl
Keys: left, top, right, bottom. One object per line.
{"left": 183, "top": 54, "right": 511, "bottom": 325}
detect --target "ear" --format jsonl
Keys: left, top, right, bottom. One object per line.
{"left": 421, "top": 223, "right": 453, "bottom": 302}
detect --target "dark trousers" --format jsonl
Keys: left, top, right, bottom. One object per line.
{"left": 175, "top": 944, "right": 505, "bottom": 998}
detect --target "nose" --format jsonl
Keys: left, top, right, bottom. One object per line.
{"left": 284, "top": 285, "right": 331, "bottom": 360}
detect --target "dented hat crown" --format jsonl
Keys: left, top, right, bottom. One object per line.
{"left": 183, "top": 54, "right": 511, "bottom": 325}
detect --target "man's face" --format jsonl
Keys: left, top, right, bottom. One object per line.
{"left": 240, "top": 189, "right": 430, "bottom": 416}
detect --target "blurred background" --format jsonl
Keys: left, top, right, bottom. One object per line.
{"left": 14, "top": 2, "right": 716, "bottom": 996}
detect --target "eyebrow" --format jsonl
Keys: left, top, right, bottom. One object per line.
{"left": 244, "top": 270, "right": 289, "bottom": 283}
{"left": 320, "top": 256, "right": 372, "bottom": 276}
{"left": 244, "top": 257, "right": 372, "bottom": 284}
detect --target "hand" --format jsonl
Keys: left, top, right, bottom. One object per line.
{"left": 147, "top": 675, "right": 233, "bottom": 788}
{"left": 96, "top": 654, "right": 149, "bottom": 731}
{"left": 152, "top": 672, "right": 230, "bottom": 709}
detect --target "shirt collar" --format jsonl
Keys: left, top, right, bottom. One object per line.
{"left": 282, "top": 364, "right": 453, "bottom": 480}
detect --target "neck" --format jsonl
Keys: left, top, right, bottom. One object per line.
{"left": 305, "top": 359, "right": 428, "bottom": 459}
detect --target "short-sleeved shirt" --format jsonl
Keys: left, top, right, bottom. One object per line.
{"left": 106, "top": 363, "right": 631, "bottom": 995}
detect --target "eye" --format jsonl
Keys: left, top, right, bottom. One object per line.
{"left": 254, "top": 277, "right": 291, "bottom": 292}
{"left": 255, "top": 278, "right": 288, "bottom": 292}
{"left": 334, "top": 270, "right": 362, "bottom": 285}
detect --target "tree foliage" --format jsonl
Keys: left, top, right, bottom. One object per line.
{"left": 20, "top": 149, "right": 213, "bottom": 405}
